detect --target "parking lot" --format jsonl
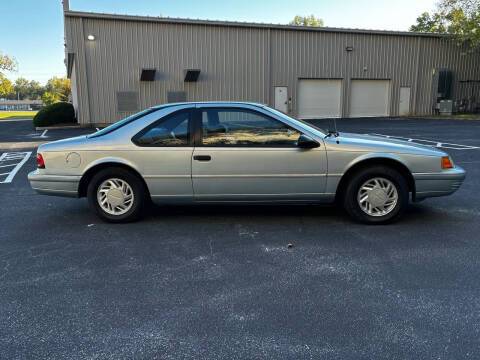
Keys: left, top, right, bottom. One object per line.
{"left": 1, "top": 117, "right": 480, "bottom": 359}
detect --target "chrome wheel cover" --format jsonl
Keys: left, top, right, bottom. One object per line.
{"left": 357, "top": 177, "right": 398, "bottom": 217}
{"left": 97, "top": 178, "right": 134, "bottom": 216}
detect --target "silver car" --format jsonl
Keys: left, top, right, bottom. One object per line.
{"left": 28, "top": 102, "right": 466, "bottom": 224}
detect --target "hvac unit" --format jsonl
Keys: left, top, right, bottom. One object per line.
{"left": 439, "top": 100, "right": 453, "bottom": 115}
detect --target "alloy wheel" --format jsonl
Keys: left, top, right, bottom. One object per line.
{"left": 97, "top": 178, "right": 135, "bottom": 215}
{"left": 357, "top": 177, "right": 398, "bottom": 217}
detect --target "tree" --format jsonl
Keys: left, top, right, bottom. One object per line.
{"left": 410, "top": 0, "right": 480, "bottom": 51}
{"left": 13, "top": 78, "right": 45, "bottom": 100}
{"left": 45, "top": 76, "right": 71, "bottom": 102}
{"left": 410, "top": 12, "right": 448, "bottom": 33}
{"left": 28, "top": 80, "right": 44, "bottom": 100}
{"left": 289, "top": 15, "right": 324, "bottom": 27}
{"left": 0, "top": 52, "right": 17, "bottom": 74}
{"left": 13, "top": 77, "right": 30, "bottom": 100}
{"left": 41, "top": 91, "right": 61, "bottom": 106}
{"left": 0, "top": 74, "right": 14, "bottom": 98}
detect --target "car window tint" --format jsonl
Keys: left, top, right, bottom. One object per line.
{"left": 135, "top": 111, "right": 190, "bottom": 146}
{"left": 201, "top": 109, "right": 300, "bottom": 146}
{"left": 88, "top": 108, "right": 159, "bottom": 138}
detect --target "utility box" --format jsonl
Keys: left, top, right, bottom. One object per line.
{"left": 439, "top": 100, "right": 453, "bottom": 115}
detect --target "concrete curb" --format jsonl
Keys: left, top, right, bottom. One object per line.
{"left": 0, "top": 118, "right": 34, "bottom": 122}
{"left": 35, "top": 125, "right": 83, "bottom": 130}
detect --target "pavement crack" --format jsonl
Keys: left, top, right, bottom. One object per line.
{"left": 0, "top": 259, "right": 11, "bottom": 280}
{"left": 209, "top": 238, "right": 214, "bottom": 257}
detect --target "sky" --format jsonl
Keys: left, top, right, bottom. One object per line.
{"left": 0, "top": 0, "right": 437, "bottom": 84}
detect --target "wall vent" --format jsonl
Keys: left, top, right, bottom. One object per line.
{"left": 184, "top": 69, "right": 201, "bottom": 82}
{"left": 167, "top": 91, "right": 187, "bottom": 103}
{"left": 117, "top": 91, "right": 139, "bottom": 112}
{"left": 140, "top": 69, "right": 156, "bottom": 81}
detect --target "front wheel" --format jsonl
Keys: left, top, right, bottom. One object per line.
{"left": 342, "top": 166, "right": 409, "bottom": 224}
{"left": 87, "top": 167, "right": 147, "bottom": 223}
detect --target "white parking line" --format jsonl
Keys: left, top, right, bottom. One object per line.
{"left": 0, "top": 152, "right": 32, "bottom": 184}
{"left": 367, "top": 133, "right": 480, "bottom": 150}
{"left": 25, "top": 130, "right": 49, "bottom": 139}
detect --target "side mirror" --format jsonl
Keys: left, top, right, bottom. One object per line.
{"left": 297, "top": 134, "right": 320, "bottom": 149}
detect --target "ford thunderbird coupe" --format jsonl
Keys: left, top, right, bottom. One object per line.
{"left": 28, "top": 102, "right": 465, "bottom": 224}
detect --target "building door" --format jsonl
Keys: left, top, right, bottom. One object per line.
{"left": 350, "top": 80, "right": 390, "bottom": 117}
{"left": 274, "top": 86, "right": 288, "bottom": 113}
{"left": 399, "top": 87, "right": 411, "bottom": 116}
{"left": 298, "top": 79, "right": 342, "bottom": 119}
{"left": 192, "top": 106, "right": 327, "bottom": 201}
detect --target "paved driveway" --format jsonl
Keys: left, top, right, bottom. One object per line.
{"left": 1, "top": 118, "right": 479, "bottom": 359}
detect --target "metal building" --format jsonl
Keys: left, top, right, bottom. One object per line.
{"left": 63, "top": 8, "right": 480, "bottom": 125}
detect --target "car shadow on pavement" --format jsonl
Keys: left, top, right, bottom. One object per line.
{"left": 140, "top": 202, "right": 448, "bottom": 226}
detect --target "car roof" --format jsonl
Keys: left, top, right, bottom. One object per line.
{"left": 151, "top": 101, "right": 267, "bottom": 110}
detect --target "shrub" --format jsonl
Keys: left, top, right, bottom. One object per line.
{"left": 33, "top": 102, "right": 76, "bottom": 127}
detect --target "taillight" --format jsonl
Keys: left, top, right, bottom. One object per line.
{"left": 36, "top": 153, "right": 45, "bottom": 169}
{"left": 441, "top": 156, "right": 453, "bottom": 169}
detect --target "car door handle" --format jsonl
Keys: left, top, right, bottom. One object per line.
{"left": 193, "top": 155, "right": 211, "bottom": 162}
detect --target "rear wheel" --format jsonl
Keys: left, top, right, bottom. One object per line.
{"left": 87, "top": 167, "right": 146, "bottom": 223}
{"left": 342, "top": 166, "right": 409, "bottom": 224}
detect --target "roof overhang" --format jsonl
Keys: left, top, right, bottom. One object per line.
{"left": 64, "top": 10, "right": 450, "bottom": 39}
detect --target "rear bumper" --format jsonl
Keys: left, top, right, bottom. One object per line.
{"left": 28, "top": 170, "right": 80, "bottom": 198}
{"left": 413, "top": 166, "right": 466, "bottom": 201}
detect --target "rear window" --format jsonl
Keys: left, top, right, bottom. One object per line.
{"left": 88, "top": 108, "right": 159, "bottom": 138}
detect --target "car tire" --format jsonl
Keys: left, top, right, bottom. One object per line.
{"left": 87, "top": 167, "right": 147, "bottom": 223}
{"left": 342, "top": 166, "right": 409, "bottom": 224}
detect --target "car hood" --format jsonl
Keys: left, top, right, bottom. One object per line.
{"left": 335, "top": 132, "right": 447, "bottom": 156}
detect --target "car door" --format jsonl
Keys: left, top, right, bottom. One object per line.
{"left": 191, "top": 106, "right": 327, "bottom": 201}
{"left": 132, "top": 109, "right": 194, "bottom": 201}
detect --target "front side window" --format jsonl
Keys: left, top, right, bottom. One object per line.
{"left": 200, "top": 108, "right": 301, "bottom": 147}
{"left": 133, "top": 110, "right": 190, "bottom": 146}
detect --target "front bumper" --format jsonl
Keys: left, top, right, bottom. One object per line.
{"left": 413, "top": 165, "right": 466, "bottom": 201}
{"left": 28, "top": 170, "right": 81, "bottom": 198}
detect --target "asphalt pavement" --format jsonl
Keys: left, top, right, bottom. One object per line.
{"left": 1, "top": 117, "right": 479, "bottom": 359}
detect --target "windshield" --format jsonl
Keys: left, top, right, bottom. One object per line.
{"left": 266, "top": 107, "right": 326, "bottom": 134}
{"left": 88, "top": 108, "right": 159, "bottom": 138}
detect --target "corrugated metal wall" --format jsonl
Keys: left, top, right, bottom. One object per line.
{"left": 65, "top": 14, "right": 480, "bottom": 125}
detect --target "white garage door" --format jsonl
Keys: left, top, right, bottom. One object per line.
{"left": 298, "top": 79, "right": 342, "bottom": 119}
{"left": 350, "top": 80, "right": 390, "bottom": 117}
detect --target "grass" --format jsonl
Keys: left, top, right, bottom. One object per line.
{"left": 0, "top": 111, "right": 38, "bottom": 120}
{"left": 448, "top": 114, "right": 480, "bottom": 120}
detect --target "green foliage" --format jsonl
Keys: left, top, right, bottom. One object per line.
{"left": 0, "top": 52, "right": 17, "bottom": 74}
{"left": 410, "top": 12, "right": 448, "bottom": 32}
{"left": 45, "top": 76, "right": 71, "bottom": 102}
{"left": 41, "top": 91, "right": 61, "bottom": 106}
{"left": 410, "top": 0, "right": 480, "bottom": 51}
{"left": 289, "top": 15, "right": 324, "bottom": 27}
{"left": 27, "top": 80, "right": 44, "bottom": 100}
{"left": 3, "top": 75, "right": 71, "bottom": 102}
{"left": 33, "top": 102, "right": 76, "bottom": 127}
{"left": 0, "top": 73, "right": 14, "bottom": 98}
{"left": 0, "top": 55, "right": 71, "bottom": 101}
